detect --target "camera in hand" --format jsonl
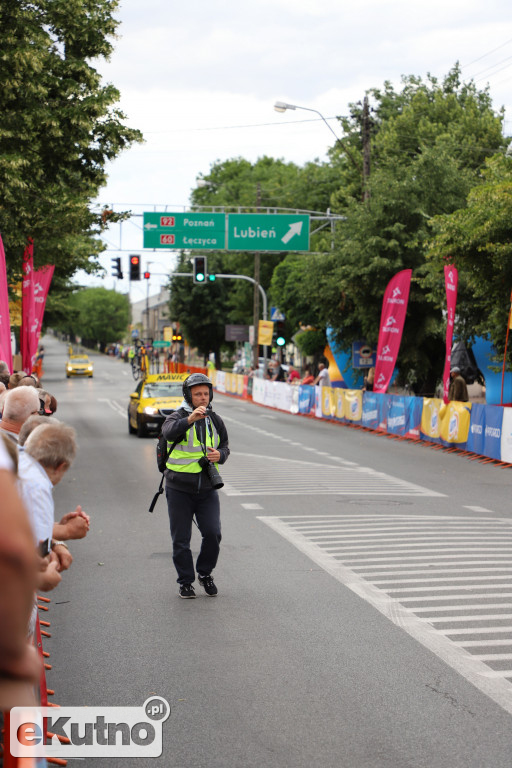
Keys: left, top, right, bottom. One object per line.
{"left": 199, "top": 456, "right": 224, "bottom": 489}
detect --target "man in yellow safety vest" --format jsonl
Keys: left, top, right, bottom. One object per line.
{"left": 161, "top": 373, "right": 230, "bottom": 598}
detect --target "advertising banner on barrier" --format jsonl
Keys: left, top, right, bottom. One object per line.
{"left": 252, "top": 376, "right": 265, "bottom": 404}
{"left": 320, "top": 387, "right": 335, "bottom": 419}
{"left": 216, "top": 370, "right": 226, "bottom": 393}
{"left": 500, "top": 408, "right": 512, "bottom": 462}
{"left": 298, "top": 385, "right": 315, "bottom": 414}
{"left": 467, "top": 403, "right": 485, "bottom": 455}
{"left": 439, "top": 401, "right": 472, "bottom": 447}
{"left": 362, "top": 393, "right": 380, "bottom": 430}
{"left": 335, "top": 388, "right": 345, "bottom": 421}
{"left": 274, "top": 381, "right": 294, "bottom": 412}
{"left": 344, "top": 390, "right": 362, "bottom": 422}
{"left": 387, "top": 396, "right": 407, "bottom": 435}
{"left": 374, "top": 269, "right": 412, "bottom": 393}
{"left": 484, "top": 405, "right": 504, "bottom": 460}
{"left": 442, "top": 265, "right": 458, "bottom": 403}
{"left": 405, "top": 396, "right": 423, "bottom": 439}
{"left": 315, "top": 387, "right": 322, "bottom": 418}
{"left": 420, "top": 398, "right": 442, "bottom": 441}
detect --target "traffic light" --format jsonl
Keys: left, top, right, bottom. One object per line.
{"left": 111, "top": 257, "right": 123, "bottom": 279}
{"left": 208, "top": 273, "right": 216, "bottom": 282}
{"left": 172, "top": 329, "right": 183, "bottom": 342}
{"left": 275, "top": 320, "right": 286, "bottom": 347}
{"left": 193, "top": 256, "right": 207, "bottom": 284}
{"left": 144, "top": 271, "right": 150, "bottom": 280}
{"left": 129, "top": 255, "right": 140, "bottom": 281}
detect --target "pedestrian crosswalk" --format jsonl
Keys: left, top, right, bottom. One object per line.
{"left": 259, "top": 513, "right": 512, "bottom": 715}
{"left": 221, "top": 452, "right": 443, "bottom": 497}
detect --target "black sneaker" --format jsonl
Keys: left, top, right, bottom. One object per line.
{"left": 198, "top": 575, "right": 218, "bottom": 596}
{"left": 179, "top": 584, "right": 196, "bottom": 599}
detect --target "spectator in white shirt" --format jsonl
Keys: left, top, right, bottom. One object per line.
{"left": 18, "top": 422, "right": 88, "bottom": 589}
{"left": 313, "top": 360, "right": 331, "bottom": 388}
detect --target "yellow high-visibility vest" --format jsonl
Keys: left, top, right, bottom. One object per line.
{"left": 166, "top": 420, "right": 219, "bottom": 474}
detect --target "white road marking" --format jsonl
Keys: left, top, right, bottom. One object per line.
{"left": 441, "top": 627, "right": 512, "bottom": 635}
{"left": 259, "top": 513, "right": 512, "bottom": 716}
{"left": 413, "top": 604, "right": 512, "bottom": 612}
{"left": 426, "top": 614, "right": 512, "bottom": 622}
{"left": 464, "top": 506, "right": 495, "bottom": 513}
{"left": 241, "top": 503, "right": 263, "bottom": 510}
{"left": 221, "top": 414, "right": 358, "bottom": 466}
{"left": 221, "top": 453, "right": 443, "bottom": 497}
{"left": 98, "top": 398, "right": 126, "bottom": 418}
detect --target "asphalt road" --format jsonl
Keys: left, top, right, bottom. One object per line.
{"left": 39, "top": 335, "right": 512, "bottom": 768}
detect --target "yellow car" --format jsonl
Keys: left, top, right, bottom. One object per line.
{"left": 66, "top": 355, "right": 94, "bottom": 378}
{"left": 128, "top": 372, "right": 188, "bottom": 437}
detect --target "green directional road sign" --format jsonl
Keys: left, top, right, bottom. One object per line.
{"left": 227, "top": 213, "right": 309, "bottom": 251}
{"left": 143, "top": 212, "right": 226, "bottom": 249}
{"left": 153, "top": 340, "right": 171, "bottom": 348}
{"left": 143, "top": 212, "right": 310, "bottom": 252}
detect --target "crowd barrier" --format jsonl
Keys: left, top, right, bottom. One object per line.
{"left": 2, "top": 598, "right": 66, "bottom": 768}
{"left": 210, "top": 370, "right": 512, "bottom": 466}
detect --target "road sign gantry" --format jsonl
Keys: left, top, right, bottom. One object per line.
{"left": 143, "top": 212, "right": 310, "bottom": 252}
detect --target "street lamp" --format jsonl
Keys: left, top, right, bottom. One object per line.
{"left": 274, "top": 99, "right": 367, "bottom": 190}
{"left": 274, "top": 101, "right": 341, "bottom": 144}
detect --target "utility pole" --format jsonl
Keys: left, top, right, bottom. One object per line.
{"left": 362, "top": 96, "right": 371, "bottom": 203}
{"left": 253, "top": 182, "right": 262, "bottom": 369}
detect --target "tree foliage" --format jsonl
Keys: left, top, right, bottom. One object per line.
{"left": 59, "top": 287, "right": 131, "bottom": 350}
{"left": 171, "top": 156, "right": 342, "bottom": 341}
{"left": 270, "top": 66, "right": 508, "bottom": 392}
{"left": 0, "top": 0, "right": 142, "bottom": 286}
{"left": 168, "top": 252, "right": 231, "bottom": 368}
{"left": 425, "top": 154, "right": 512, "bottom": 353}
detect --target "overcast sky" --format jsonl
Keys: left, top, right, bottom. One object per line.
{"left": 85, "top": 0, "right": 512, "bottom": 301}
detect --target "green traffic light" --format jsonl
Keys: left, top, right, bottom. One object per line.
{"left": 209, "top": 274, "right": 216, "bottom": 282}
{"left": 276, "top": 336, "right": 285, "bottom": 346}
{"left": 196, "top": 273, "right": 205, "bottom": 282}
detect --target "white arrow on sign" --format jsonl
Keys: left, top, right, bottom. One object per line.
{"left": 281, "top": 221, "right": 303, "bottom": 244}
{"left": 144, "top": 222, "right": 157, "bottom": 230}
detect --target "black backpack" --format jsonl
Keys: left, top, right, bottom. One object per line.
{"left": 156, "top": 432, "right": 173, "bottom": 473}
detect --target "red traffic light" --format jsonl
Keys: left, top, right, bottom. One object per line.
{"left": 131, "top": 256, "right": 139, "bottom": 265}
{"left": 144, "top": 271, "right": 150, "bottom": 279}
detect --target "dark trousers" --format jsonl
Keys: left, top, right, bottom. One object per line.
{"left": 165, "top": 486, "right": 221, "bottom": 585}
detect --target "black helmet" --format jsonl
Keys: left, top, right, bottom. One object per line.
{"left": 183, "top": 373, "right": 213, "bottom": 407}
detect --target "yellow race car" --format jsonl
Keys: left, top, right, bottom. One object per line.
{"left": 128, "top": 372, "right": 188, "bottom": 437}
{"left": 66, "top": 355, "right": 94, "bottom": 378}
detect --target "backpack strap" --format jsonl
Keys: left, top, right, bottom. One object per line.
{"left": 149, "top": 435, "right": 179, "bottom": 514}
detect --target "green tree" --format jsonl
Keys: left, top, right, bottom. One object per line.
{"left": 0, "top": 0, "right": 142, "bottom": 285}
{"left": 61, "top": 287, "right": 131, "bottom": 350}
{"left": 425, "top": 154, "right": 512, "bottom": 353}
{"left": 280, "top": 66, "right": 507, "bottom": 393}
{"left": 187, "top": 156, "right": 341, "bottom": 333}
{"left": 169, "top": 253, "right": 231, "bottom": 369}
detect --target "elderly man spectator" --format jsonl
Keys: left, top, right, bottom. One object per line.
{"left": 18, "top": 422, "right": 89, "bottom": 584}
{"left": 448, "top": 366, "right": 469, "bottom": 402}
{"left": 18, "top": 414, "right": 50, "bottom": 447}
{"left": 312, "top": 360, "right": 331, "bottom": 388}
{"left": 17, "top": 374, "right": 40, "bottom": 388}
{"left": 0, "top": 387, "right": 40, "bottom": 442}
